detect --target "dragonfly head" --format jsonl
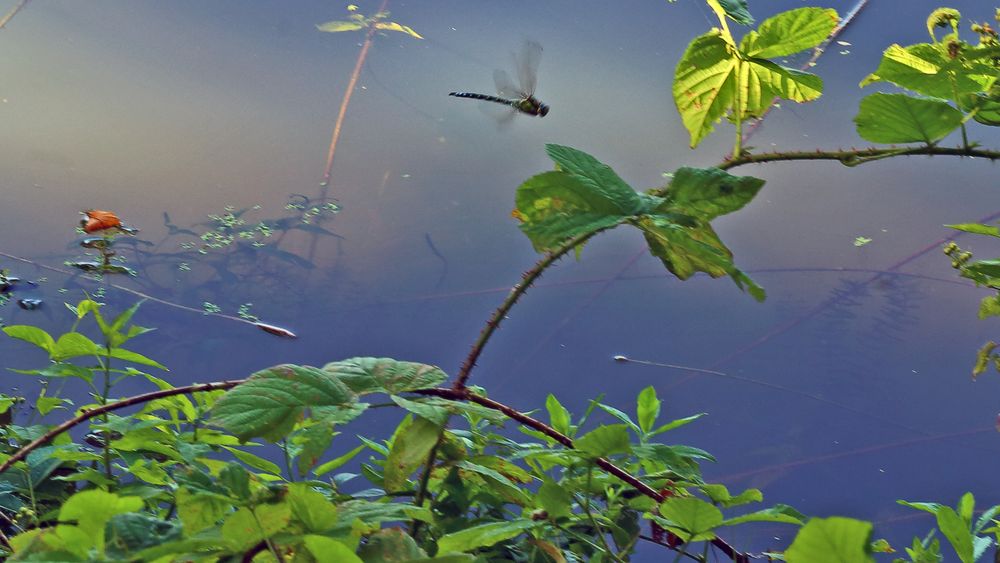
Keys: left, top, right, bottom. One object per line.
{"left": 537, "top": 103, "right": 549, "bottom": 117}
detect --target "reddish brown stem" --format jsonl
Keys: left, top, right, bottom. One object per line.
{"left": 0, "top": 379, "right": 244, "bottom": 476}
{"left": 453, "top": 229, "right": 609, "bottom": 390}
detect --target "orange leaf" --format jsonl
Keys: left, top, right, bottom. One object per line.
{"left": 81, "top": 210, "right": 122, "bottom": 233}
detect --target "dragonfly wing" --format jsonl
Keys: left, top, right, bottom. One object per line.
{"left": 493, "top": 69, "right": 520, "bottom": 99}
{"left": 476, "top": 97, "right": 518, "bottom": 127}
{"left": 513, "top": 40, "right": 542, "bottom": 97}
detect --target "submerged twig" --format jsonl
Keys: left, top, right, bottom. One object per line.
{"left": 319, "top": 0, "right": 390, "bottom": 188}
{"left": 0, "top": 0, "right": 29, "bottom": 30}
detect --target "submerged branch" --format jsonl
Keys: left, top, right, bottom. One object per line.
{"left": 0, "top": 0, "right": 29, "bottom": 30}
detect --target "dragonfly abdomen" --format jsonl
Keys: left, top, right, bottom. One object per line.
{"left": 449, "top": 92, "right": 517, "bottom": 108}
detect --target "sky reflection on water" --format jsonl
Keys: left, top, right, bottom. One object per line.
{"left": 2, "top": 0, "right": 1000, "bottom": 557}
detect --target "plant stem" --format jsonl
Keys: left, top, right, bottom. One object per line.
{"left": 453, "top": 228, "right": 612, "bottom": 390}
{"left": 583, "top": 467, "right": 623, "bottom": 562}
{"left": 282, "top": 440, "right": 296, "bottom": 482}
{"left": 0, "top": 379, "right": 245, "bottom": 476}
{"left": 716, "top": 144, "right": 1000, "bottom": 171}
{"left": 408, "top": 430, "right": 444, "bottom": 538}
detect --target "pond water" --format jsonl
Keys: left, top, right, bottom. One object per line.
{"left": 2, "top": 0, "right": 1000, "bottom": 558}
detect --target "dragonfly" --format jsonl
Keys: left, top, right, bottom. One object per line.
{"left": 449, "top": 40, "right": 549, "bottom": 119}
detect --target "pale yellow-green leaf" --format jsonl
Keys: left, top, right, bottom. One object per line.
{"left": 374, "top": 21, "right": 423, "bottom": 39}
{"left": 316, "top": 20, "right": 365, "bottom": 33}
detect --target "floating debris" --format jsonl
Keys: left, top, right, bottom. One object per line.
{"left": 17, "top": 298, "right": 42, "bottom": 310}
{"left": 854, "top": 236, "right": 873, "bottom": 247}
{"left": 254, "top": 322, "right": 297, "bottom": 339}
{"left": 79, "top": 237, "right": 110, "bottom": 249}
{"left": 0, "top": 272, "right": 21, "bottom": 293}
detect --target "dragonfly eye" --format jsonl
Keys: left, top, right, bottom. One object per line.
{"left": 538, "top": 105, "right": 549, "bottom": 117}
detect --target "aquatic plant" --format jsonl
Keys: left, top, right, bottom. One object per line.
{"left": 2, "top": 2, "right": 1000, "bottom": 562}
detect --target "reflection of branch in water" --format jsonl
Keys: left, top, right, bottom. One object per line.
{"left": 0, "top": 250, "right": 296, "bottom": 338}
{"left": 424, "top": 233, "right": 448, "bottom": 289}
{"left": 612, "top": 355, "right": 939, "bottom": 438}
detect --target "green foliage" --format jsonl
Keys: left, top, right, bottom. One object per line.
{"left": 854, "top": 93, "right": 964, "bottom": 144}
{"left": 857, "top": 7, "right": 1000, "bottom": 144}
{"left": 673, "top": 7, "right": 837, "bottom": 148}
{"left": 317, "top": 5, "right": 423, "bottom": 39}
{"left": 784, "top": 517, "right": 875, "bottom": 562}
{"left": 516, "top": 144, "right": 766, "bottom": 300}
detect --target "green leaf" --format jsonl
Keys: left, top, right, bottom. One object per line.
{"left": 9, "top": 363, "right": 95, "bottom": 382}
{"left": 176, "top": 487, "right": 231, "bottom": 534}
{"left": 358, "top": 527, "right": 427, "bottom": 560}
{"left": 660, "top": 167, "right": 765, "bottom": 221}
{"left": 2, "top": 325, "right": 56, "bottom": 354}
{"left": 639, "top": 216, "right": 762, "bottom": 302}
{"left": 596, "top": 403, "right": 640, "bottom": 435}
{"left": 854, "top": 93, "right": 963, "bottom": 144}
{"left": 636, "top": 386, "right": 660, "bottom": 434}
{"left": 288, "top": 483, "right": 338, "bottom": 533}
{"left": 785, "top": 517, "right": 874, "bottom": 563}
{"left": 649, "top": 412, "right": 707, "bottom": 436}
{"left": 59, "top": 490, "right": 143, "bottom": 555}
{"left": 658, "top": 497, "right": 723, "bottom": 542}
{"left": 861, "top": 43, "right": 997, "bottom": 101}
{"left": 219, "top": 462, "right": 251, "bottom": 500}
{"left": 514, "top": 145, "right": 645, "bottom": 252}
{"left": 721, "top": 504, "right": 807, "bottom": 526}
{"left": 316, "top": 20, "right": 365, "bottom": 33}
{"left": 212, "top": 364, "right": 357, "bottom": 442}
{"left": 391, "top": 395, "right": 450, "bottom": 426}
{"left": 220, "top": 503, "right": 292, "bottom": 551}
{"left": 517, "top": 173, "right": 627, "bottom": 251}
{"left": 105, "top": 513, "right": 181, "bottom": 558}
{"left": 373, "top": 21, "right": 423, "bottom": 39}
{"left": 673, "top": 31, "right": 738, "bottom": 147}
{"left": 323, "top": 357, "right": 448, "bottom": 395}
{"left": 437, "top": 520, "right": 537, "bottom": 553}
{"left": 105, "top": 347, "right": 168, "bottom": 370}
{"left": 741, "top": 59, "right": 824, "bottom": 117}
{"left": 936, "top": 507, "right": 974, "bottom": 563}
{"left": 947, "top": 223, "right": 1000, "bottom": 238}
{"left": 574, "top": 424, "right": 632, "bottom": 458}
{"left": 293, "top": 423, "right": 337, "bottom": 476}
{"left": 545, "top": 144, "right": 643, "bottom": 215}
{"left": 712, "top": 0, "right": 753, "bottom": 25}
{"left": 741, "top": 8, "right": 838, "bottom": 59}
{"left": 222, "top": 447, "right": 282, "bottom": 476}
{"left": 383, "top": 416, "right": 441, "bottom": 492}
{"left": 314, "top": 443, "right": 366, "bottom": 477}
{"left": 304, "top": 534, "right": 363, "bottom": 563}
{"left": 537, "top": 478, "right": 573, "bottom": 520}
{"left": 50, "top": 332, "right": 101, "bottom": 361}
{"left": 546, "top": 394, "right": 572, "bottom": 436}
